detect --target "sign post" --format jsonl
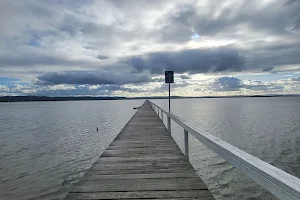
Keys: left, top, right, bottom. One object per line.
{"left": 165, "top": 71, "right": 174, "bottom": 112}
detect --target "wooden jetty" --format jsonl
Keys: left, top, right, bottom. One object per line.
{"left": 64, "top": 101, "right": 215, "bottom": 200}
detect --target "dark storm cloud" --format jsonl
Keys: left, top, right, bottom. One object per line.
{"left": 211, "top": 77, "right": 243, "bottom": 91}
{"left": 121, "top": 38, "right": 300, "bottom": 75}
{"left": 122, "top": 47, "right": 246, "bottom": 74}
{"left": 96, "top": 54, "right": 109, "bottom": 60}
{"left": 210, "top": 77, "right": 284, "bottom": 92}
{"left": 262, "top": 67, "right": 274, "bottom": 72}
{"left": 245, "top": 42, "right": 300, "bottom": 71}
{"left": 180, "top": 75, "right": 191, "bottom": 79}
{"left": 290, "top": 77, "right": 300, "bottom": 81}
{"left": 36, "top": 71, "right": 152, "bottom": 85}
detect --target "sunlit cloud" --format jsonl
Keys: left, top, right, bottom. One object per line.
{"left": 0, "top": 0, "right": 299, "bottom": 96}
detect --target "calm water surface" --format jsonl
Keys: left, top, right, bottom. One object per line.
{"left": 1, "top": 97, "right": 300, "bottom": 200}
{"left": 0, "top": 100, "right": 142, "bottom": 200}
{"left": 152, "top": 97, "right": 300, "bottom": 200}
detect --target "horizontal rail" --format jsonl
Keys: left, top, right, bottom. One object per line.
{"left": 149, "top": 101, "right": 300, "bottom": 200}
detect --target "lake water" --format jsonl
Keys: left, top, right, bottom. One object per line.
{"left": 152, "top": 97, "right": 300, "bottom": 200}
{"left": 0, "top": 97, "right": 299, "bottom": 200}
{"left": 0, "top": 100, "right": 143, "bottom": 200}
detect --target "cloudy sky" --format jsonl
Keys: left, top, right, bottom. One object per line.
{"left": 0, "top": 0, "right": 300, "bottom": 97}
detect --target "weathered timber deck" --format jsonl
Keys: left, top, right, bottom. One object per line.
{"left": 64, "top": 101, "right": 214, "bottom": 200}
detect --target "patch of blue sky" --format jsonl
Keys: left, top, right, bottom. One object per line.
{"left": 191, "top": 32, "right": 200, "bottom": 40}
{"left": 28, "top": 37, "right": 40, "bottom": 47}
{"left": 26, "top": 29, "right": 58, "bottom": 48}
{"left": 26, "top": 32, "right": 41, "bottom": 47}
{"left": 0, "top": 77, "right": 25, "bottom": 85}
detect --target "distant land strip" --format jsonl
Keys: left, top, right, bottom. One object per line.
{"left": 0, "top": 95, "right": 299, "bottom": 102}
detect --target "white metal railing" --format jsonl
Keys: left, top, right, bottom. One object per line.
{"left": 149, "top": 101, "right": 300, "bottom": 200}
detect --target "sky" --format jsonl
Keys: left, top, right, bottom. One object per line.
{"left": 0, "top": 0, "right": 300, "bottom": 97}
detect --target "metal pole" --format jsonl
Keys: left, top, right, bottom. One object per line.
{"left": 167, "top": 116, "right": 171, "bottom": 134}
{"left": 184, "top": 129, "right": 189, "bottom": 158}
{"left": 169, "top": 83, "right": 171, "bottom": 112}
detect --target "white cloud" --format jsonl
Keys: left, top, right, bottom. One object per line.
{"left": 0, "top": 0, "right": 300, "bottom": 96}
{"left": 1, "top": 74, "right": 299, "bottom": 97}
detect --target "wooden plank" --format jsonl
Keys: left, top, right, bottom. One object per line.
{"left": 103, "top": 147, "right": 181, "bottom": 153}
{"left": 64, "top": 100, "right": 214, "bottom": 200}
{"left": 72, "top": 178, "right": 208, "bottom": 192}
{"left": 85, "top": 168, "right": 197, "bottom": 175}
{"left": 101, "top": 149, "right": 184, "bottom": 156}
{"left": 97, "top": 155, "right": 188, "bottom": 160}
{"left": 106, "top": 145, "right": 179, "bottom": 149}
{"left": 80, "top": 172, "right": 199, "bottom": 180}
{"left": 95, "top": 156, "right": 189, "bottom": 165}
{"left": 90, "top": 163, "right": 194, "bottom": 171}
{"left": 65, "top": 190, "right": 215, "bottom": 200}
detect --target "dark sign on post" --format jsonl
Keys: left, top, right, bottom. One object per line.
{"left": 165, "top": 71, "right": 174, "bottom": 83}
{"left": 165, "top": 71, "right": 174, "bottom": 112}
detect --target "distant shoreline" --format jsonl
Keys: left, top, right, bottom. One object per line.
{"left": 0, "top": 95, "right": 299, "bottom": 102}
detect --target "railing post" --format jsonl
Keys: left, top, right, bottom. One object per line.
{"left": 158, "top": 108, "right": 160, "bottom": 118}
{"left": 184, "top": 129, "right": 189, "bottom": 158}
{"left": 161, "top": 109, "right": 163, "bottom": 121}
{"left": 168, "top": 117, "right": 170, "bottom": 131}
